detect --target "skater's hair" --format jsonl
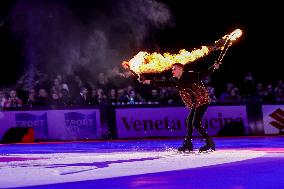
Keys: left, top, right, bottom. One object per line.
{"left": 172, "top": 63, "right": 184, "bottom": 69}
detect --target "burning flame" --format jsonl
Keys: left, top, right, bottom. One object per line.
{"left": 122, "top": 29, "right": 242, "bottom": 74}
{"left": 220, "top": 29, "right": 243, "bottom": 49}
{"left": 228, "top": 29, "right": 242, "bottom": 41}
{"left": 122, "top": 46, "right": 210, "bottom": 74}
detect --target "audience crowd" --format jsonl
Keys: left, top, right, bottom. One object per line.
{"left": 1, "top": 67, "right": 284, "bottom": 110}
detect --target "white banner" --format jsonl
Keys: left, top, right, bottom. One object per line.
{"left": 262, "top": 105, "right": 284, "bottom": 134}
{"left": 0, "top": 109, "right": 101, "bottom": 141}
{"left": 115, "top": 105, "right": 248, "bottom": 138}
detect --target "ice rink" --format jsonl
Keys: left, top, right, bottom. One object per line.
{"left": 1, "top": 136, "right": 284, "bottom": 189}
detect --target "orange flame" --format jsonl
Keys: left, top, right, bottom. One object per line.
{"left": 122, "top": 28, "right": 242, "bottom": 74}
{"left": 122, "top": 46, "right": 210, "bottom": 74}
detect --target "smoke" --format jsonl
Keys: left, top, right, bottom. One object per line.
{"left": 9, "top": 0, "right": 173, "bottom": 84}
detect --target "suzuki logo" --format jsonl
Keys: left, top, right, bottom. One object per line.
{"left": 269, "top": 108, "right": 284, "bottom": 131}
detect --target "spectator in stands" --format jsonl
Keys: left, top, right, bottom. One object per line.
{"left": 117, "top": 88, "right": 128, "bottom": 105}
{"left": 58, "top": 88, "right": 72, "bottom": 106}
{"left": 26, "top": 89, "right": 37, "bottom": 108}
{"left": 107, "top": 88, "right": 117, "bottom": 105}
{"left": 136, "top": 92, "right": 146, "bottom": 104}
{"left": 202, "top": 75, "right": 212, "bottom": 85}
{"left": 253, "top": 82, "right": 265, "bottom": 102}
{"left": 50, "top": 92, "right": 65, "bottom": 107}
{"left": 56, "top": 74, "right": 69, "bottom": 92}
{"left": 35, "top": 88, "right": 50, "bottom": 107}
{"left": 227, "top": 87, "right": 242, "bottom": 102}
{"left": 275, "top": 80, "right": 284, "bottom": 93}
{"left": 167, "top": 87, "right": 180, "bottom": 104}
{"left": 126, "top": 85, "right": 134, "bottom": 95}
{"left": 73, "top": 87, "right": 91, "bottom": 106}
{"left": 50, "top": 78, "right": 62, "bottom": 95}
{"left": 219, "top": 82, "right": 234, "bottom": 102}
{"left": 0, "top": 89, "right": 7, "bottom": 109}
{"left": 263, "top": 84, "right": 276, "bottom": 103}
{"left": 127, "top": 89, "right": 139, "bottom": 105}
{"left": 96, "top": 88, "right": 108, "bottom": 105}
{"left": 148, "top": 89, "right": 160, "bottom": 104}
{"left": 3, "top": 89, "right": 23, "bottom": 108}
{"left": 275, "top": 88, "right": 284, "bottom": 102}
{"left": 159, "top": 88, "right": 169, "bottom": 104}
{"left": 207, "top": 86, "right": 218, "bottom": 102}
{"left": 89, "top": 88, "right": 99, "bottom": 105}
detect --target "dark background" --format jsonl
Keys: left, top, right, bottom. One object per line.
{"left": 0, "top": 0, "right": 283, "bottom": 89}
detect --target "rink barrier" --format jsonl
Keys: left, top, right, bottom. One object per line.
{"left": 0, "top": 103, "right": 283, "bottom": 141}
{"left": 0, "top": 107, "right": 102, "bottom": 141}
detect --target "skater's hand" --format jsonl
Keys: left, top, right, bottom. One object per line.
{"left": 213, "top": 62, "right": 221, "bottom": 70}
{"left": 142, "top": 80, "right": 151, "bottom": 84}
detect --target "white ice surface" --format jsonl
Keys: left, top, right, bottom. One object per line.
{"left": 0, "top": 150, "right": 266, "bottom": 188}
